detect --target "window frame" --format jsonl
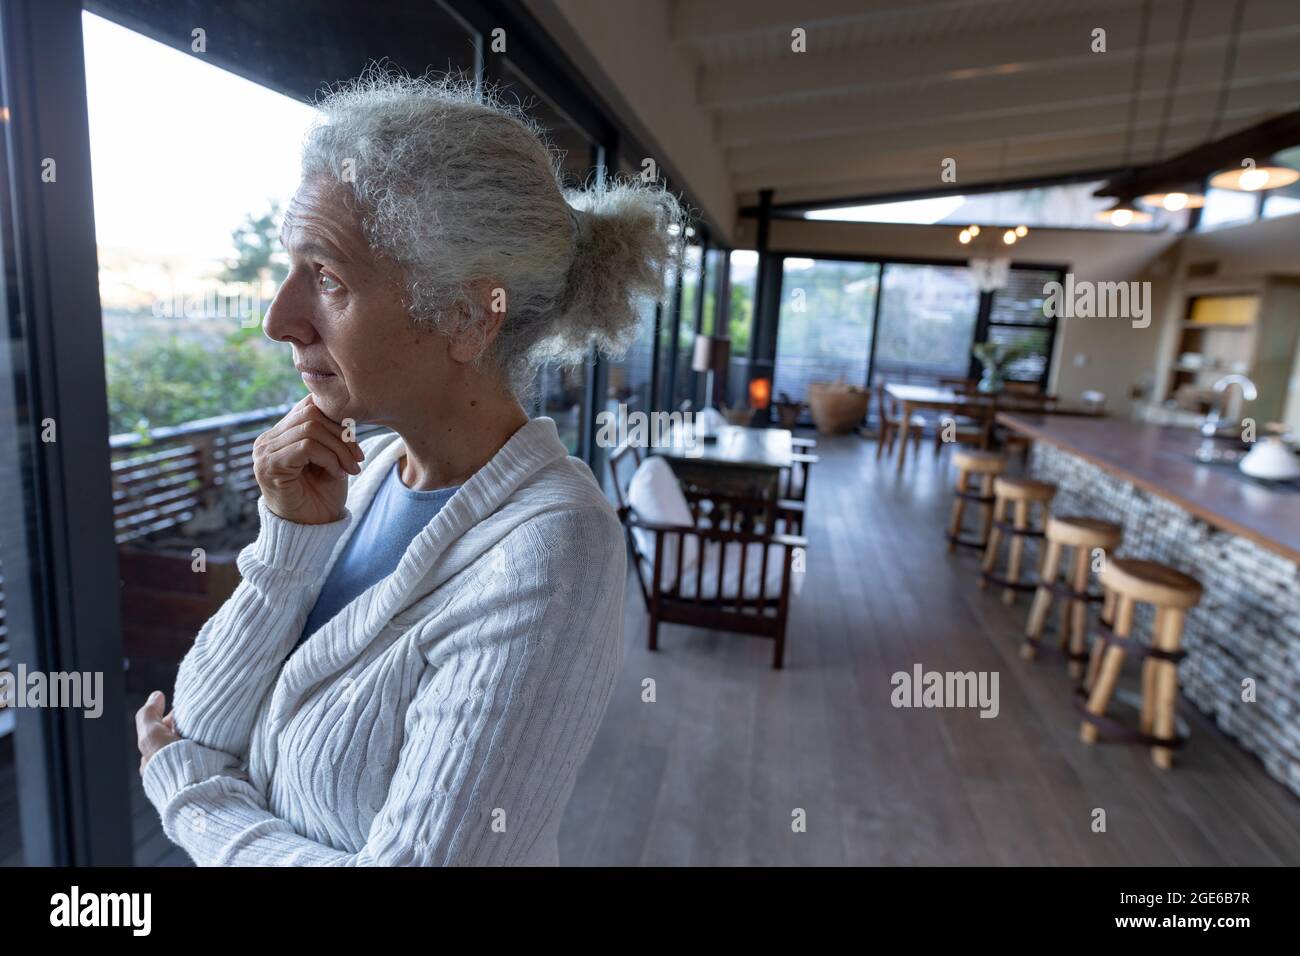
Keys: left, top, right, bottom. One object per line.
{"left": 765, "top": 250, "right": 1067, "bottom": 398}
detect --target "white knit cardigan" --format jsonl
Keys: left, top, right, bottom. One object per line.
{"left": 142, "top": 417, "right": 627, "bottom": 865}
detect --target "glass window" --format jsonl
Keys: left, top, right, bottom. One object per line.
{"left": 81, "top": 8, "right": 475, "bottom": 862}
{"left": 1262, "top": 180, "right": 1300, "bottom": 220}
{"left": 1196, "top": 187, "right": 1259, "bottom": 231}
{"left": 603, "top": 158, "right": 667, "bottom": 421}
{"left": 499, "top": 61, "right": 595, "bottom": 189}
{"left": 871, "top": 263, "right": 980, "bottom": 386}
{"left": 774, "top": 258, "right": 880, "bottom": 403}
{"left": 0, "top": 24, "right": 29, "bottom": 865}
{"left": 724, "top": 250, "right": 757, "bottom": 409}
{"left": 498, "top": 62, "right": 598, "bottom": 453}
{"left": 806, "top": 181, "right": 1186, "bottom": 231}
{"left": 665, "top": 244, "right": 703, "bottom": 411}
{"left": 605, "top": 296, "right": 657, "bottom": 416}
{"left": 984, "top": 268, "right": 1060, "bottom": 384}
{"left": 83, "top": 10, "right": 336, "bottom": 866}
{"left": 86, "top": 12, "right": 315, "bottom": 437}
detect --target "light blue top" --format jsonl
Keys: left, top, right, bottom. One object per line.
{"left": 290, "top": 460, "right": 460, "bottom": 657}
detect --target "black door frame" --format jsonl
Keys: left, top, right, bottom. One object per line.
{"left": 758, "top": 250, "right": 1069, "bottom": 400}
{"left": 0, "top": 0, "right": 132, "bottom": 865}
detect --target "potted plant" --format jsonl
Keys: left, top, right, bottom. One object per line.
{"left": 971, "top": 342, "right": 1029, "bottom": 394}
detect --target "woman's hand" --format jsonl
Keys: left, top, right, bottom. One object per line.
{"left": 252, "top": 394, "right": 365, "bottom": 525}
{"left": 136, "top": 690, "right": 181, "bottom": 776}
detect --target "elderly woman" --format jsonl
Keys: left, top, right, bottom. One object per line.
{"left": 133, "top": 71, "right": 681, "bottom": 865}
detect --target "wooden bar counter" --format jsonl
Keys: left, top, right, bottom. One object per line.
{"left": 996, "top": 412, "right": 1300, "bottom": 797}
{"left": 997, "top": 413, "right": 1300, "bottom": 563}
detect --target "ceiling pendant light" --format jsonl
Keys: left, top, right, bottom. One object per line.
{"left": 1002, "top": 229, "right": 1017, "bottom": 245}
{"left": 1097, "top": 1, "right": 1154, "bottom": 230}
{"left": 1204, "top": 4, "right": 1296, "bottom": 193}
{"left": 1134, "top": 0, "right": 1206, "bottom": 212}
{"left": 1209, "top": 158, "right": 1300, "bottom": 192}
{"left": 1014, "top": 224, "right": 1028, "bottom": 238}
{"left": 1138, "top": 189, "right": 1206, "bottom": 211}
{"left": 1095, "top": 201, "right": 1153, "bottom": 227}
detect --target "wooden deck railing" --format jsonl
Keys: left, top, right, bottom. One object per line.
{"left": 0, "top": 405, "right": 388, "bottom": 710}
{"left": 109, "top": 404, "right": 387, "bottom": 543}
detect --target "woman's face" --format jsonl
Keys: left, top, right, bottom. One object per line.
{"left": 264, "top": 177, "right": 447, "bottom": 428}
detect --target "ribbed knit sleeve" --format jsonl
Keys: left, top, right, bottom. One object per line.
{"left": 168, "top": 495, "right": 352, "bottom": 760}
{"left": 141, "top": 504, "right": 627, "bottom": 866}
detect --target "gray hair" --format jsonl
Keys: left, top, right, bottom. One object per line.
{"left": 299, "top": 67, "right": 687, "bottom": 400}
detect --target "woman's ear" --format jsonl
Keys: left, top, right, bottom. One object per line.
{"left": 446, "top": 276, "right": 507, "bottom": 364}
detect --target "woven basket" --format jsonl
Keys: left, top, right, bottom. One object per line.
{"left": 807, "top": 382, "right": 870, "bottom": 434}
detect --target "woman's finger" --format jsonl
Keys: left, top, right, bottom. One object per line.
{"left": 257, "top": 417, "right": 361, "bottom": 480}
{"left": 134, "top": 691, "right": 164, "bottom": 742}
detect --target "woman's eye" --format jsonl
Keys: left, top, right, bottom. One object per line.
{"left": 318, "top": 270, "right": 342, "bottom": 293}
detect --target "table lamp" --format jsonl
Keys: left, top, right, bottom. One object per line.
{"left": 691, "top": 335, "right": 731, "bottom": 439}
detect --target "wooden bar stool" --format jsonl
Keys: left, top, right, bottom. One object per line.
{"left": 979, "top": 476, "right": 1056, "bottom": 605}
{"left": 1023, "top": 515, "right": 1123, "bottom": 679}
{"left": 1078, "top": 558, "right": 1203, "bottom": 769}
{"left": 946, "top": 450, "right": 1007, "bottom": 553}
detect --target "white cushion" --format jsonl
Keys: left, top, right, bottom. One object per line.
{"left": 641, "top": 540, "right": 805, "bottom": 601}
{"left": 626, "top": 456, "right": 699, "bottom": 586}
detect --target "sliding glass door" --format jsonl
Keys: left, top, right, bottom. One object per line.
{"left": 871, "top": 263, "right": 981, "bottom": 387}
{"left": 977, "top": 267, "right": 1062, "bottom": 388}
{"left": 773, "top": 258, "right": 880, "bottom": 403}
{"left": 765, "top": 255, "right": 1062, "bottom": 409}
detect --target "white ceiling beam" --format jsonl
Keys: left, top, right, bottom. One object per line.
{"left": 698, "top": 3, "right": 1300, "bottom": 109}
{"left": 725, "top": 86, "right": 1300, "bottom": 175}
{"left": 730, "top": 113, "right": 1266, "bottom": 193}
{"left": 670, "top": 0, "right": 1042, "bottom": 45}
{"left": 715, "top": 44, "right": 1300, "bottom": 148}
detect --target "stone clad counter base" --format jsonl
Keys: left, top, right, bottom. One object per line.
{"left": 1029, "top": 442, "right": 1300, "bottom": 797}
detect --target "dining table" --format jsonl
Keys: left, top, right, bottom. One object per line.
{"left": 882, "top": 383, "right": 1106, "bottom": 475}
{"left": 653, "top": 423, "right": 794, "bottom": 501}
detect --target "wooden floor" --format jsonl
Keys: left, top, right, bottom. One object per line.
{"left": 558, "top": 430, "right": 1300, "bottom": 865}
{"left": 4, "top": 430, "right": 1299, "bottom": 866}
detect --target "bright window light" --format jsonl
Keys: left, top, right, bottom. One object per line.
{"left": 805, "top": 195, "right": 966, "bottom": 224}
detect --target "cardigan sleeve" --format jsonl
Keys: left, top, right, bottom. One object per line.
{"left": 141, "top": 504, "right": 627, "bottom": 866}
{"left": 168, "top": 495, "right": 352, "bottom": 761}
{"left": 167, "top": 431, "right": 389, "bottom": 760}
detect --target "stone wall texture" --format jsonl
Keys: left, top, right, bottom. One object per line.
{"left": 1030, "top": 442, "right": 1300, "bottom": 797}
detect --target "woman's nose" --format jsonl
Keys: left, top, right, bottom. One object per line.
{"left": 263, "top": 275, "right": 316, "bottom": 345}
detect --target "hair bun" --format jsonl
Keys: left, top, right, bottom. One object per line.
{"left": 551, "top": 182, "right": 686, "bottom": 359}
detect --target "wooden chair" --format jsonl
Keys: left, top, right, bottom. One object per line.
{"left": 779, "top": 452, "right": 818, "bottom": 507}
{"left": 874, "top": 384, "right": 925, "bottom": 461}
{"left": 992, "top": 389, "right": 1057, "bottom": 463}
{"left": 934, "top": 393, "right": 995, "bottom": 455}
{"left": 609, "top": 445, "right": 808, "bottom": 669}
{"left": 938, "top": 376, "right": 980, "bottom": 393}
